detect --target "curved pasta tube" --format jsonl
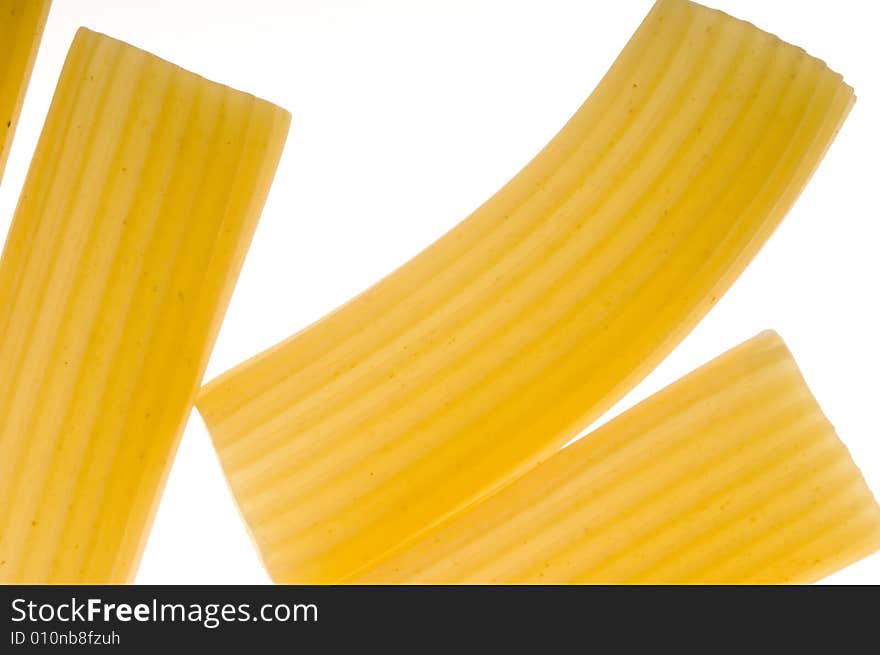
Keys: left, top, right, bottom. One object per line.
{"left": 197, "top": 0, "right": 855, "bottom": 583}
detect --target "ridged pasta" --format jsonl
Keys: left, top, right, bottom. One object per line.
{"left": 0, "top": 0, "right": 51, "bottom": 183}
{"left": 0, "top": 28, "right": 290, "bottom": 583}
{"left": 197, "top": 0, "right": 854, "bottom": 583}
{"left": 352, "top": 333, "right": 880, "bottom": 584}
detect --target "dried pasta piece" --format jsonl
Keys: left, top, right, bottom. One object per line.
{"left": 0, "top": 28, "right": 290, "bottom": 583}
{"left": 0, "top": 0, "right": 51, "bottom": 183}
{"left": 197, "top": 0, "right": 854, "bottom": 583}
{"left": 353, "top": 333, "right": 880, "bottom": 584}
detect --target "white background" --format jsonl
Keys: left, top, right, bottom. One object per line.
{"left": 1, "top": 0, "right": 877, "bottom": 584}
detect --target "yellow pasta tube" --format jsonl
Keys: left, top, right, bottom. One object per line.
{"left": 0, "top": 0, "right": 51, "bottom": 183}
{"left": 352, "top": 332, "right": 880, "bottom": 584}
{"left": 0, "top": 29, "right": 290, "bottom": 583}
{"left": 197, "top": 0, "right": 854, "bottom": 583}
